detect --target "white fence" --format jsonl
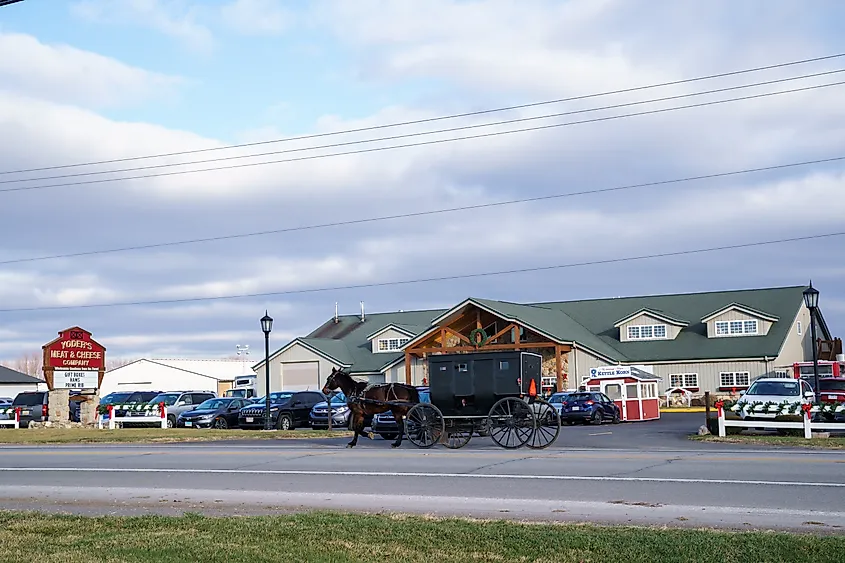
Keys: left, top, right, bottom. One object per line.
{"left": 97, "top": 403, "right": 167, "bottom": 430}
{"left": 0, "top": 407, "right": 20, "bottom": 429}
{"left": 716, "top": 402, "right": 845, "bottom": 438}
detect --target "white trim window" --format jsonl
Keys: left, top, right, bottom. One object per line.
{"left": 376, "top": 337, "right": 410, "bottom": 352}
{"left": 669, "top": 373, "right": 698, "bottom": 389}
{"left": 627, "top": 324, "right": 668, "bottom": 340}
{"left": 797, "top": 321, "right": 802, "bottom": 335}
{"left": 774, "top": 369, "right": 791, "bottom": 378}
{"left": 714, "top": 319, "right": 758, "bottom": 336}
{"left": 720, "top": 371, "right": 750, "bottom": 387}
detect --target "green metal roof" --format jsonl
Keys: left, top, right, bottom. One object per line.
{"left": 270, "top": 285, "right": 817, "bottom": 372}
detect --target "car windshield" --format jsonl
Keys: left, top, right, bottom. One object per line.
{"left": 12, "top": 393, "right": 44, "bottom": 406}
{"left": 746, "top": 380, "right": 800, "bottom": 396}
{"left": 197, "top": 399, "right": 229, "bottom": 410}
{"left": 148, "top": 393, "right": 180, "bottom": 406}
{"left": 820, "top": 379, "right": 845, "bottom": 392}
{"left": 101, "top": 392, "right": 132, "bottom": 404}
{"left": 548, "top": 393, "right": 569, "bottom": 403}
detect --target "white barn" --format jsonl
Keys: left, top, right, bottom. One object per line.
{"left": 0, "top": 365, "right": 47, "bottom": 401}
{"left": 100, "top": 358, "right": 257, "bottom": 396}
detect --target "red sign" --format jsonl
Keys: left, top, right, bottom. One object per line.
{"left": 42, "top": 327, "right": 106, "bottom": 370}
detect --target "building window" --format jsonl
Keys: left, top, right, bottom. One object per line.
{"left": 720, "top": 371, "right": 750, "bottom": 387}
{"left": 774, "top": 369, "right": 791, "bottom": 378}
{"left": 376, "top": 337, "right": 410, "bottom": 352}
{"left": 669, "top": 373, "right": 698, "bottom": 389}
{"left": 714, "top": 320, "right": 758, "bottom": 336}
{"left": 797, "top": 321, "right": 802, "bottom": 335}
{"left": 627, "top": 324, "right": 668, "bottom": 340}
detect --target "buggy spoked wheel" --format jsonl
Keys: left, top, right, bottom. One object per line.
{"left": 487, "top": 397, "right": 536, "bottom": 449}
{"left": 443, "top": 428, "right": 472, "bottom": 449}
{"left": 526, "top": 398, "right": 560, "bottom": 449}
{"left": 405, "top": 403, "right": 444, "bottom": 449}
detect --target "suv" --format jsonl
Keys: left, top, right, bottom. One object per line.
{"left": 126, "top": 391, "right": 217, "bottom": 428}
{"left": 10, "top": 391, "right": 81, "bottom": 428}
{"left": 100, "top": 390, "right": 162, "bottom": 419}
{"left": 238, "top": 391, "right": 325, "bottom": 430}
{"left": 737, "top": 377, "right": 814, "bottom": 420}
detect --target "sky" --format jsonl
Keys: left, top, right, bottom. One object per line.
{"left": 0, "top": 0, "right": 844, "bottom": 364}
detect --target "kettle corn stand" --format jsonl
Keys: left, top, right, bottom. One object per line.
{"left": 581, "top": 366, "right": 661, "bottom": 422}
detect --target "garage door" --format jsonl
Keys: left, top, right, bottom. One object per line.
{"left": 281, "top": 362, "right": 320, "bottom": 391}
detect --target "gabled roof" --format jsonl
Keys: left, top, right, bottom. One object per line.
{"left": 700, "top": 302, "right": 780, "bottom": 323}
{"left": 365, "top": 323, "right": 422, "bottom": 341}
{"left": 613, "top": 307, "right": 690, "bottom": 328}
{"left": 0, "top": 365, "right": 43, "bottom": 384}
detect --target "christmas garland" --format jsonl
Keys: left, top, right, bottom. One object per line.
{"left": 718, "top": 399, "right": 845, "bottom": 417}
{"left": 96, "top": 402, "right": 165, "bottom": 415}
{"left": 469, "top": 328, "right": 489, "bottom": 347}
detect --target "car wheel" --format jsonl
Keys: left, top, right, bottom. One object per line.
{"left": 277, "top": 414, "right": 293, "bottom": 430}
{"left": 591, "top": 410, "right": 602, "bottom": 425}
{"left": 611, "top": 410, "right": 621, "bottom": 424}
{"left": 213, "top": 417, "right": 228, "bottom": 429}
{"left": 380, "top": 433, "right": 398, "bottom": 440}
{"left": 167, "top": 415, "right": 176, "bottom": 428}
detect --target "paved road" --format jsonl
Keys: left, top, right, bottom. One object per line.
{"left": 2, "top": 426, "right": 844, "bottom": 533}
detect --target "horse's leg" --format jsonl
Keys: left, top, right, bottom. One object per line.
{"left": 347, "top": 410, "right": 361, "bottom": 448}
{"left": 391, "top": 407, "right": 405, "bottom": 448}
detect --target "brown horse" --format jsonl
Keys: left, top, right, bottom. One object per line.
{"left": 322, "top": 367, "right": 419, "bottom": 448}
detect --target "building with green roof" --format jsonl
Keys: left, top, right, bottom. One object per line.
{"left": 254, "top": 284, "right": 837, "bottom": 398}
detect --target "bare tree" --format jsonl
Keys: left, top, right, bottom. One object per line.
{"left": 0, "top": 352, "right": 44, "bottom": 379}
{"left": 106, "top": 357, "right": 140, "bottom": 371}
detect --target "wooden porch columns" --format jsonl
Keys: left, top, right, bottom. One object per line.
{"left": 405, "top": 350, "right": 412, "bottom": 385}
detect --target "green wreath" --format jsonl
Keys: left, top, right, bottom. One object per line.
{"left": 469, "top": 328, "right": 489, "bottom": 347}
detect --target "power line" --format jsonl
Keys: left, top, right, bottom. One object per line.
{"left": 3, "top": 79, "right": 844, "bottom": 196}
{"left": 2, "top": 154, "right": 843, "bottom": 266}
{"left": 6, "top": 68, "right": 843, "bottom": 186}
{"left": 2, "top": 52, "right": 844, "bottom": 176}
{"left": 2, "top": 230, "right": 842, "bottom": 313}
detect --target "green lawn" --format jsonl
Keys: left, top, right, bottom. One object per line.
{"left": 0, "top": 428, "right": 351, "bottom": 444}
{"left": 0, "top": 511, "right": 842, "bottom": 562}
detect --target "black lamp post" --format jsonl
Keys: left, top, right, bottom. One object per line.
{"left": 260, "top": 311, "right": 273, "bottom": 430}
{"left": 803, "top": 282, "right": 820, "bottom": 396}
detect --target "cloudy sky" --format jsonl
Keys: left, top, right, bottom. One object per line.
{"left": 1, "top": 0, "right": 844, "bottom": 363}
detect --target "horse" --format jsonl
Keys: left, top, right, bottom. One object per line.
{"left": 322, "top": 367, "right": 420, "bottom": 448}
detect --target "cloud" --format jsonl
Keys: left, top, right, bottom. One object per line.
{"left": 71, "top": 0, "right": 214, "bottom": 51}
{"left": 0, "top": 32, "right": 183, "bottom": 109}
{"left": 219, "top": 0, "right": 294, "bottom": 35}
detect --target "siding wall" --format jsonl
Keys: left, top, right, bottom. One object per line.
{"left": 706, "top": 309, "right": 773, "bottom": 337}
{"left": 383, "top": 357, "right": 427, "bottom": 385}
{"left": 773, "top": 302, "right": 813, "bottom": 368}
{"left": 619, "top": 314, "right": 682, "bottom": 342}
{"left": 256, "top": 343, "right": 340, "bottom": 396}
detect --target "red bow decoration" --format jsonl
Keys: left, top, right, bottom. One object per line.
{"left": 714, "top": 399, "right": 724, "bottom": 416}
{"left": 801, "top": 403, "right": 813, "bottom": 417}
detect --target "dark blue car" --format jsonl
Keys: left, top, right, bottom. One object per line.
{"left": 371, "top": 387, "right": 432, "bottom": 440}
{"left": 558, "top": 391, "right": 621, "bottom": 425}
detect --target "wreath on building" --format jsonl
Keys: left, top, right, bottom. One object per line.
{"left": 469, "top": 328, "right": 489, "bottom": 347}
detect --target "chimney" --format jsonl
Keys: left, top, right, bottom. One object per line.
{"left": 360, "top": 301, "right": 365, "bottom": 322}
{"left": 334, "top": 302, "right": 339, "bottom": 324}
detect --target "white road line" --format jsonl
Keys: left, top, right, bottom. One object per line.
{"left": 1, "top": 467, "right": 844, "bottom": 488}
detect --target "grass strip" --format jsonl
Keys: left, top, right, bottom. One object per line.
{"left": 0, "top": 510, "right": 843, "bottom": 562}
{"left": 690, "top": 434, "right": 845, "bottom": 449}
{"left": 0, "top": 428, "right": 351, "bottom": 444}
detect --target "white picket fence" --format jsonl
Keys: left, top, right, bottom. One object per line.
{"left": 97, "top": 403, "right": 168, "bottom": 430}
{"left": 0, "top": 407, "right": 21, "bottom": 429}
{"left": 716, "top": 402, "right": 845, "bottom": 438}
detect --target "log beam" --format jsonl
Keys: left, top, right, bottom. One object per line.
{"left": 555, "top": 345, "right": 563, "bottom": 392}
{"left": 409, "top": 342, "right": 568, "bottom": 354}
{"left": 405, "top": 351, "right": 412, "bottom": 385}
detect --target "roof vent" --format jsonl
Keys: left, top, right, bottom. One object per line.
{"left": 334, "top": 302, "right": 339, "bottom": 324}
{"left": 360, "top": 301, "right": 365, "bottom": 322}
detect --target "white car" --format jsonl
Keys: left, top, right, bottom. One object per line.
{"left": 736, "top": 377, "right": 815, "bottom": 420}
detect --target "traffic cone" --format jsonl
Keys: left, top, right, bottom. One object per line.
{"left": 528, "top": 378, "right": 537, "bottom": 397}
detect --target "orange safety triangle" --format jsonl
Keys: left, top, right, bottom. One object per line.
{"left": 528, "top": 378, "right": 537, "bottom": 397}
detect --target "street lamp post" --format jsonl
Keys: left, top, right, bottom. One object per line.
{"left": 260, "top": 311, "right": 273, "bottom": 430}
{"left": 803, "top": 282, "right": 820, "bottom": 395}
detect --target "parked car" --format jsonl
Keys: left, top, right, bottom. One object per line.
{"left": 238, "top": 391, "right": 325, "bottom": 430}
{"left": 558, "top": 391, "right": 621, "bottom": 425}
{"left": 371, "top": 387, "right": 432, "bottom": 440}
{"left": 176, "top": 397, "right": 247, "bottom": 429}
{"left": 100, "top": 390, "right": 162, "bottom": 418}
{"left": 816, "top": 378, "right": 845, "bottom": 404}
{"left": 547, "top": 392, "right": 571, "bottom": 414}
{"left": 737, "top": 377, "right": 815, "bottom": 420}
{"left": 9, "top": 391, "right": 81, "bottom": 427}
{"left": 309, "top": 391, "right": 363, "bottom": 430}
{"left": 125, "top": 390, "right": 217, "bottom": 428}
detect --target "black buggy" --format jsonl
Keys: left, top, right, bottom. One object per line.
{"left": 402, "top": 351, "right": 561, "bottom": 449}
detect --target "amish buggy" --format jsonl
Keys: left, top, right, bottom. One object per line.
{"left": 322, "top": 351, "right": 561, "bottom": 450}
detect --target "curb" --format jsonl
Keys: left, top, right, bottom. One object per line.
{"left": 661, "top": 407, "right": 707, "bottom": 413}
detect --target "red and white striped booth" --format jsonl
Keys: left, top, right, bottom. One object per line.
{"left": 582, "top": 366, "right": 661, "bottom": 422}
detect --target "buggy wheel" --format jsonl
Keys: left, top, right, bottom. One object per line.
{"left": 443, "top": 429, "right": 472, "bottom": 449}
{"left": 405, "top": 403, "right": 444, "bottom": 449}
{"left": 487, "top": 397, "right": 536, "bottom": 449}
{"left": 526, "top": 398, "right": 560, "bottom": 449}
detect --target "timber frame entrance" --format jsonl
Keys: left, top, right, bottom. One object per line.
{"left": 403, "top": 304, "right": 571, "bottom": 393}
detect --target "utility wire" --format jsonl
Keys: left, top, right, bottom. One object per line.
{"left": 3, "top": 79, "right": 843, "bottom": 195}
{"left": 2, "top": 154, "right": 843, "bottom": 266}
{"left": 2, "top": 230, "right": 842, "bottom": 313}
{"left": 5, "top": 68, "right": 843, "bottom": 186}
{"left": 2, "top": 51, "right": 844, "bottom": 176}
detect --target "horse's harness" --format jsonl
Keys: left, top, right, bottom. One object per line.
{"left": 346, "top": 382, "right": 401, "bottom": 406}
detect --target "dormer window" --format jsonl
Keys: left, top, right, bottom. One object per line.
{"left": 627, "top": 324, "right": 668, "bottom": 340}
{"left": 715, "top": 320, "right": 757, "bottom": 336}
{"left": 377, "top": 337, "right": 409, "bottom": 352}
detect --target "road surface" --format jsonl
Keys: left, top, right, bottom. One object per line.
{"left": 1, "top": 437, "right": 844, "bottom": 533}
